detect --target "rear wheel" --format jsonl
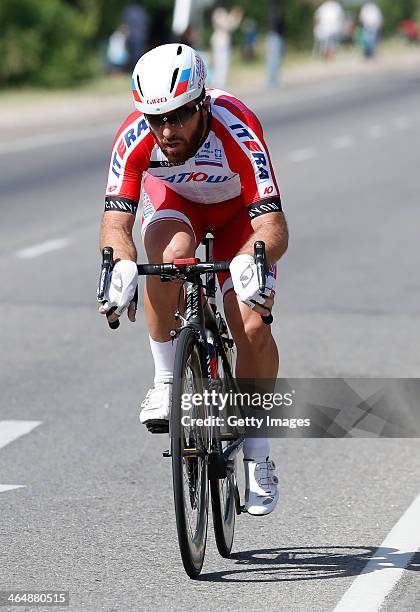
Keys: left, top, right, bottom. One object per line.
{"left": 171, "top": 327, "right": 209, "bottom": 578}
{"left": 210, "top": 445, "right": 236, "bottom": 557}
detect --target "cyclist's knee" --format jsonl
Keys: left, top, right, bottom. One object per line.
{"left": 162, "top": 239, "right": 195, "bottom": 263}
{"left": 225, "top": 292, "right": 271, "bottom": 350}
{"left": 242, "top": 314, "right": 271, "bottom": 349}
{"left": 144, "top": 221, "right": 195, "bottom": 262}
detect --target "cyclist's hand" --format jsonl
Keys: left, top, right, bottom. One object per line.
{"left": 230, "top": 254, "right": 276, "bottom": 315}
{"left": 98, "top": 260, "right": 138, "bottom": 323}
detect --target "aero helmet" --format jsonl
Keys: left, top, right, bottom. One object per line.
{"left": 131, "top": 44, "right": 207, "bottom": 115}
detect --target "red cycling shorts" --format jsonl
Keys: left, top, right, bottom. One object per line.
{"left": 141, "top": 173, "right": 254, "bottom": 296}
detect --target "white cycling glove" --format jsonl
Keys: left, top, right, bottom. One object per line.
{"left": 229, "top": 254, "right": 276, "bottom": 310}
{"left": 101, "top": 260, "right": 138, "bottom": 316}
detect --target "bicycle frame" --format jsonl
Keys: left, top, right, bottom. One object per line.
{"left": 177, "top": 235, "right": 236, "bottom": 387}
{"left": 172, "top": 234, "right": 245, "bottom": 489}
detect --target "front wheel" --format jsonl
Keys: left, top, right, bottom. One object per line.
{"left": 210, "top": 326, "right": 238, "bottom": 557}
{"left": 171, "top": 327, "right": 209, "bottom": 578}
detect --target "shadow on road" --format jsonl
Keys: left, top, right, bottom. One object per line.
{"left": 200, "top": 547, "right": 420, "bottom": 583}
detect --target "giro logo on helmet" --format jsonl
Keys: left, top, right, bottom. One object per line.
{"left": 147, "top": 97, "right": 168, "bottom": 104}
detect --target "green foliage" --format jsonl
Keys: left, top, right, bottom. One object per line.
{"left": 0, "top": 0, "right": 98, "bottom": 87}
{"left": 91, "top": 0, "right": 173, "bottom": 40}
{"left": 1, "top": 0, "right": 419, "bottom": 88}
{"left": 283, "top": 1, "right": 315, "bottom": 48}
{"left": 378, "top": 0, "right": 418, "bottom": 34}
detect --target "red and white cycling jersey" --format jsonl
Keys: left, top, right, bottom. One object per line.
{"left": 105, "top": 88, "right": 282, "bottom": 214}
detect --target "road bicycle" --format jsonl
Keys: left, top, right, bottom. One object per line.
{"left": 98, "top": 236, "right": 272, "bottom": 578}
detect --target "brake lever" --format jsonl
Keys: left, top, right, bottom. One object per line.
{"left": 97, "top": 247, "right": 120, "bottom": 330}
{"left": 254, "top": 241, "right": 273, "bottom": 326}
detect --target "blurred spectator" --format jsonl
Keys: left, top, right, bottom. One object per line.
{"left": 150, "top": 6, "right": 172, "bottom": 47}
{"left": 342, "top": 12, "right": 355, "bottom": 45}
{"left": 106, "top": 25, "right": 129, "bottom": 72}
{"left": 313, "top": 0, "right": 345, "bottom": 60}
{"left": 122, "top": 3, "right": 150, "bottom": 70}
{"left": 265, "top": 0, "right": 286, "bottom": 88}
{"left": 210, "top": 5, "right": 243, "bottom": 88}
{"left": 359, "top": 1, "right": 383, "bottom": 59}
{"left": 179, "top": 26, "right": 200, "bottom": 48}
{"left": 242, "top": 18, "right": 258, "bottom": 61}
{"left": 399, "top": 20, "right": 420, "bottom": 45}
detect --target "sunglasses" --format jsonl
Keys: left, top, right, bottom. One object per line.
{"left": 145, "top": 99, "right": 204, "bottom": 130}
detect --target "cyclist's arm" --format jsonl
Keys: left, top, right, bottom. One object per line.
{"left": 212, "top": 95, "right": 287, "bottom": 264}
{"left": 99, "top": 210, "right": 137, "bottom": 324}
{"left": 101, "top": 111, "right": 153, "bottom": 260}
{"left": 100, "top": 211, "right": 137, "bottom": 262}
{"left": 237, "top": 211, "right": 288, "bottom": 265}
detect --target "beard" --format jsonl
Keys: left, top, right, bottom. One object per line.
{"left": 158, "top": 112, "right": 207, "bottom": 165}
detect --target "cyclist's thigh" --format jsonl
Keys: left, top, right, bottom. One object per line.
{"left": 212, "top": 200, "right": 253, "bottom": 298}
{"left": 213, "top": 200, "right": 277, "bottom": 340}
{"left": 141, "top": 174, "right": 204, "bottom": 254}
{"left": 213, "top": 199, "right": 278, "bottom": 297}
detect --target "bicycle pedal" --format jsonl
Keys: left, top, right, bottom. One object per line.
{"left": 162, "top": 449, "right": 171, "bottom": 458}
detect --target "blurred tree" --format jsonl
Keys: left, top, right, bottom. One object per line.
{"left": 1, "top": 0, "right": 419, "bottom": 88}
{"left": 208, "top": 0, "right": 317, "bottom": 50}
{"left": 378, "top": 0, "right": 418, "bottom": 34}
{"left": 0, "top": 0, "right": 98, "bottom": 86}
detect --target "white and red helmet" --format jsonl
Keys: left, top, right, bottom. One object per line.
{"left": 131, "top": 43, "right": 207, "bottom": 115}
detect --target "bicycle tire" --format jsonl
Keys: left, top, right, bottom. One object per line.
{"left": 210, "top": 331, "right": 237, "bottom": 558}
{"left": 210, "top": 450, "right": 236, "bottom": 557}
{"left": 171, "top": 327, "right": 209, "bottom": 579}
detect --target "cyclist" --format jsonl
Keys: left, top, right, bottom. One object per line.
{"left": 99, "top": 44, "right": 288, "bottom": 516}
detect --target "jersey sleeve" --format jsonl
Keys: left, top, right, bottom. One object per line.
{"left": 104, "top": 111, "right": 154, "bottom": 215}
{"left": 212, "top": 95, "right": 282, "bottom": 218}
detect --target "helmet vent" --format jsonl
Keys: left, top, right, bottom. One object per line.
{"left": 170, "top": 68, "right": 179, "bottom": 93}
{"left": 136, "top": 75, "right": 144, "bottom": 97}
{"left": 177, "top": 45, "right": 182, "bottom": 55}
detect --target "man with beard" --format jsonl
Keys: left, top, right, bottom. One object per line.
{"left": 99, "top": 44, "right": 288, "bottom": 515}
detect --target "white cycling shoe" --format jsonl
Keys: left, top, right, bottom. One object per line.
{"left": 244, "top": 457, "right": 279, "bottom": 516}
{"left": 139, "top": 383, "right": 172, "bottom": 433}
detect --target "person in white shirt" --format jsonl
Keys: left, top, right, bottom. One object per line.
{"left": 210, "top": 6, "right": 243, "bottom": 88}
{"left": 359, "top": 1, "right": 383, "bottom": 58}
{"left": 314, "top": 0, "right": 345, "bottom": 60}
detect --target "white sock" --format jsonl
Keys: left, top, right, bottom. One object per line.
{"left": 149, "top": 336, "right": 178, "bottom": 386}
{"left": 243, "top": 437, "right": 270, "bottom": 462}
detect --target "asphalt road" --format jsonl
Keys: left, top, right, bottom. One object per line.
{"left": 1, "top": 65, "right": 420, "bottom": 611}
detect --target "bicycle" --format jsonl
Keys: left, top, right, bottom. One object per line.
{"left": 98, "top": 236, "right": 272, "bottom": 578}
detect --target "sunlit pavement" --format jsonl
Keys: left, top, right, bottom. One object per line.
{"left": 1, "top": 63, "right": 420, "bottom": 611}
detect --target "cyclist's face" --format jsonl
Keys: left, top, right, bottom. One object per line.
{"left": 146, "top": 97, "right": 209, "bottom": 164}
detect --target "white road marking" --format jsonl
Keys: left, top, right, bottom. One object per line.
{"left": 16, "top": 237, "right": 71, "bottom": 259}
{"left": 0, "top": 420, "right": 42, "bottom": 449}
{"left": 0, "top": 124, "right": 115, "bottom": 155}
{"left": 289, "top": 148, "right": 316, "bottom": 163}
{"left": 332, "top": 135, "right": 355, "bottom": 149}
{"left": 393, "top": 116, "right": 409, "bottom": 130}
{"left": 0, "top": 485, "right": 26, "bottom": 493}
{"left": 333, "top": 493, "right": 420, "bottom": 612}
{"left": 0, "top": 421, "right": 41, "bottom": 493}
{"left": 368, "top": 125, "right": 385, "bottom": 139}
